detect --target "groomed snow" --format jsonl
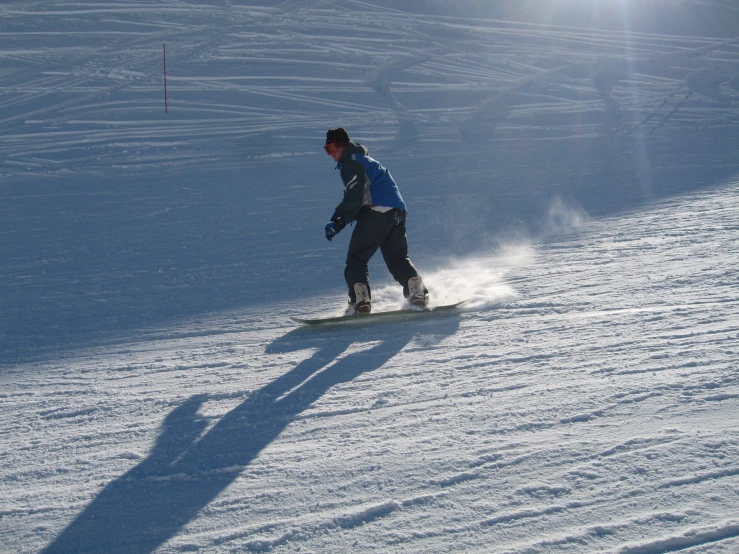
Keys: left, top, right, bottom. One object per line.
{"left": 1, "top": 2, "right": 739, "bottom": 553}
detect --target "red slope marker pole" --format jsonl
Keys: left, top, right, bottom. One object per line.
{"left": 163, "top": 43, "right": 168, "bottom": 114}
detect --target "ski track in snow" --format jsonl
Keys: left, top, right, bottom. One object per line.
{"left": 2, "top": 2, "right": 739, "bottom": 553}
{"left": 0, "top": 1, "right": 738, "bottom": 176}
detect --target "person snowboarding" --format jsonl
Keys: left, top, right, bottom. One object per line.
{"left": 323, "top": 127, "right": 428, "bottom": 315}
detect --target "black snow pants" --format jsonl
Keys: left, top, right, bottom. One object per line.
{"left": 345, "top": 207, "right": 420, "bottom": 303}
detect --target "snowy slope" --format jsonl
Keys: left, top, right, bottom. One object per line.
{"left": 2, "top": 1, "right": 739, "bottom": 553}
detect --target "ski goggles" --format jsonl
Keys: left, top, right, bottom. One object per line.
{"left": 323, "top": 142, "right": 341, "bottom": 155}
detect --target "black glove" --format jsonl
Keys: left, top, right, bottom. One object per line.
{"left": 325, "top": 213, "right": 347, "bottom": 241}
{"left": 325, "top": 221, "right": 339, "bottom": 241}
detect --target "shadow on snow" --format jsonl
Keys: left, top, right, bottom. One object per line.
{"left": 3, "top": 132, "right": 738, "bottom": 365}
{"left": 41, "top": 317, "right": 461, "bottom": 553}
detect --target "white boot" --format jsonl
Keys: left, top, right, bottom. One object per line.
{"left": 353, "top": 283, "right": 371, "bottom": 314}
{"left": 408, "top": 276, "right": 429, "bottom": 309}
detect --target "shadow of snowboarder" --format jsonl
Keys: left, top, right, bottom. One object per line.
{"left": 41, "top": 317, "right": 460, "bottom": 553}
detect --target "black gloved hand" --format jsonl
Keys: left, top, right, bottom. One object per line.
{"left": 325, "top": 221, "right": 339, "bottom": 241}
{"left": 325, "top": 213, "right": 347, "bottom": 241}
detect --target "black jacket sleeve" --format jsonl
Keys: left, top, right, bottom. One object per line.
{"left": 334, "top": 157, "right": 367, "bottom": 222}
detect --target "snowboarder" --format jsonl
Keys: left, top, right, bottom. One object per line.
{"left": 323, "top": 127, "right": 428, "bottom": 314}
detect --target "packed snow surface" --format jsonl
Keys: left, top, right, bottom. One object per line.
{"left": 1, "top": 1, "right": 739, "bottom": 553}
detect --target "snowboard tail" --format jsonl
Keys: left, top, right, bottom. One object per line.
{"left": 291, "top": 301, "right": 467, "bottom": 326}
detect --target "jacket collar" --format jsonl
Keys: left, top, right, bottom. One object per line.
{"left": 335, "top": 140, "right": 363, "bottom": 169}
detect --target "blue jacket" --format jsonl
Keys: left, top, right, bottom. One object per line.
{"left": 333, "top": 141, "right": 407, "bottom": 222}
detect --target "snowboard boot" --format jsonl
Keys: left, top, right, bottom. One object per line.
{"left": 407, "top": 276, "right": 429, "bottom": 310}
{"left": 353, "top": 283, "right": 371, "bottom": 314}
